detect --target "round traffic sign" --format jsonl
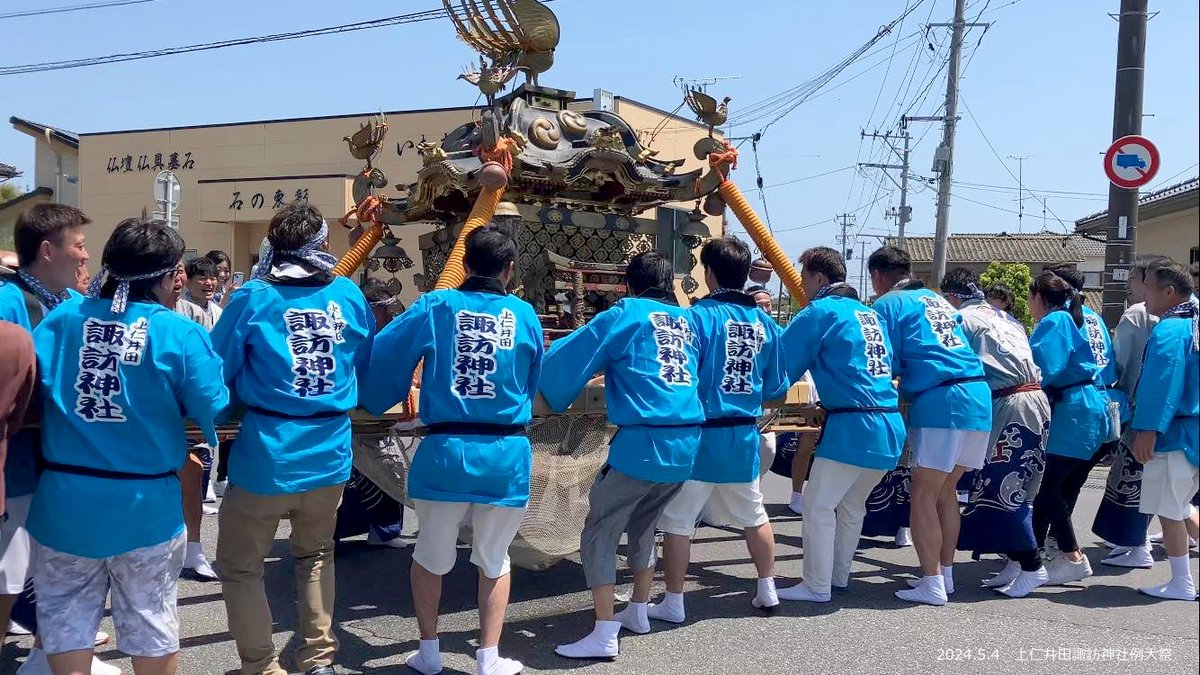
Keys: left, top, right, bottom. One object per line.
{"left": 1104, "top": 135, "right": 1159, "bottom": 190}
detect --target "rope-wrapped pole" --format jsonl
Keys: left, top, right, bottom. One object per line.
{"left": 333, "top": 223, "right": 383, "bottom": 277}
{"left": 434, "top": 186, "right": 504, "bottom": 289}
{"left": 718, "top": 180, "right": 806, "bottom": 307}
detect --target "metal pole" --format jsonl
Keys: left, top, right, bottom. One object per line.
{"left": 1102, "top": 0, "right": 1149, "bottom": 328}
{"left": 859, "top": 240, "right": 867, "bottom": 297}
{"left": 898, "top": 126, "right": 911, "bottom": 245}
{"left": 931, "top": 0, "right": 968, "bottom": 287}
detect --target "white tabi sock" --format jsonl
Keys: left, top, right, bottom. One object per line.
{"left": 554, "top": 620, "right": 621, "bottom": 659}
{"left": 788, "top": 492, "right": 805, "bottom": 516}
{"left": 895, "top": 527, "right": 912, "bottom": 547}
{"left": 1140, "top": 556, "right": 1197, "bottom": 601}
{"left": 776, "top": 580, "right": 831, "bottom": 603}
{"left": 752, "top": 576, "right": 779, "bottom": 609}
{"left": 646, "top": 592, "right": 685, "bottom": 623}
{"left": 614, "top": 601, "right": 651, "bottom": 634}
{"left": 982, "top": 559, "right": 1021, "bottom": 588}
{"left": 895, "top": 574, "right": 948, "bottom": 606}
{"left": 406, "top": 638, "right": 443, "bottom": 675}
{"left": 941, "top": 565, "right": 955, "bottom": 595}
{"left": 999, "top": 567, "right": 1049, "bottom": 598}
{"left": 476, "top": 646, "right": 522, "bottom": 675}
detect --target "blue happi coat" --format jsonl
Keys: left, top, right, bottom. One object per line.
{"left": 28, "top": 296, "right": 228, "bottom": 558}
{"left": 1131, "top": 312, "right": 1199, "bottom": 466}
{"left": 871, "top": 285, "right": 991, "bottom": 431}
{"left": 0, "top": 280, "right": 82, "bottom": 500}
{"left": 360, "top": 276, "right": 543, "bottom": 507}
{"left": 1030, "top": 309, "right": 1109, "bottom": 459}
{"left": 1081, "top": 305, "right": 1123, "bottom": 414}
{"left": 688, "top": 290, "right": 789, "bottom": 483}
{"left": 540, "top": 289, "right": 704, "bottom": 483}
{"left": 781, "top": 294, "right": 906, "bottom": 471}
{"left": 210, "top": 273, "right": 374, "bottom": 495}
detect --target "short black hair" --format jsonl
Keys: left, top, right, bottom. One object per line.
{"left": 185, "top": 256, "right": 219, "bottom": 280}
{"left": 204, "top": 250, "right": 231, "bottom": 266}
{"left": 940, "top": 267, "right": 980, "bottom": 297}
{"left": 799, "top": 246, "right": 847, "bottom": 283}
{"left": 464, "top": 223, "right": 516, "bottom": 277}
{"left": 867, "top": 245, "right": 911, "bottom": 276}
{"left": 99, "top": 218, "right": 185, "bottom": 301}
{"left": 984, "top": 283, "right": 1015, "bottom": 310}
{"left": 1043, "top": 263, "right": 1084, "bottom": 292}
{"left": 699, "top": 237, "right": 751, "bottom": 289}
{"left": 1131, "top": 254, "right": 1171, "bottom": 282}
{"left": 15, "top": 203, "right": 91, "bottom": 267}
{"left": 825, "top": 284, "right": 860, "bottom": 300}
{"left": 1031, "top": 269, "right": 1083, "bottom": 327}
{"left": 268, "top": 200, "right": 325, "bottom": 252}
{"left": 626, "top": 250, "right": 673, "bottom": 296}
{"left": 1148, "top": 261, "right": 1195, "bottom": 298}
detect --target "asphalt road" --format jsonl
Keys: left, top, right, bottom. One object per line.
{"left": 4, "top": 469, "right": 1198, "bottom": 675}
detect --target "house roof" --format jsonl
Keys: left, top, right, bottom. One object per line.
{"left": 1075, "top": 177, "right": 1200, "bottom": 230}
{"left": 886, "top": 232, "right": 1091, "bottom": 264}
{"left": 0, "top": 186, "right": 54, "bottom": 214}
{"left": 9, "top": 117, "right": 79, "bottom": 149}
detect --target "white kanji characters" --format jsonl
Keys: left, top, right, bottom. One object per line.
{"left": 649, "top": 312, "right": 694, "bottom": 387}
{"left": 1083, "top": 314, "right": 1110, "bottom": 369}
{"left": 720, "top": 319, "right": 764, "bottom": 395}
{"left": 74, "top": 318, "right": 135, "bottom": 422}
{"left": 452, "top": 309, "right": 516, "bottom": 400}
{"left": 918, "top": 295, "right": 965, "bottom": 350}
{"left": 856, "top": 311, "right": 892, "bottom": 378}
{"left": 283, "top": 303, "right": 346, "bottom": 398}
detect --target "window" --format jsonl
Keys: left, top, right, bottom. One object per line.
{"left": 1082, "top": 271, "right": 1102, "bottom": 289}
{"left": 1190, "top": 247, "right": 1199, "bottom": 265}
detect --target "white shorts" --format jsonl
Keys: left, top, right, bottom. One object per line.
{"left": 412, "top": 499, "right": 525, "bottom": 579}
{"left": 32, "top": 533, "right": 185, "bottom": 657}
{"left": 1139, "top": 452, "right": 1200, "bottom": 522}
{"left": 0, "top": 495, "right": 32, "bottom": 594}
{"left": 658, "top": 479, "right": 770, "bottom": 536}
{"left": 910, "top": 427, "right": 990, "bottom": 473}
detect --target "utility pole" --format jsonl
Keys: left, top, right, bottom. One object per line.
{"left": 1102, "top": 0, "right": 1149, "bottom": 327}
{"left": 860, "top": 120, "right": 913, "bottom": 246}
{"left": 927, "top": 0, "right": 988, "bottom": 287}
{"left": 1009, "top": 155, "right": 1029, "bottom": 231}
{"left": 836, "top": 213, "right": 855, "bottom": 262}
{"left": 859, "top": 239, "right": 868, "bottom": 297}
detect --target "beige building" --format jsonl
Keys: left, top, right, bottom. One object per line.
{"left": 2, "top": 118, "right": 81, "bottom": 251}
{"left": 1075, "top": 178, "right": 1200, "bottom": 269}
{"left": 12, "top": 91, "right": 721, "bottom": 307}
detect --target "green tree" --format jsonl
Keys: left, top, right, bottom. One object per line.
{"left": 980, "top": 261, "right": 1033, "bottom": 332}
{"left": 0, "top": 183, "right": 22, "bottom": 203}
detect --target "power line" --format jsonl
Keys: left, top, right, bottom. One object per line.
{"left": 0, "top": 0, "right": 156, "bottom": 20}
{"left": 0, "top": 2, "right": 558, "bottom": 76}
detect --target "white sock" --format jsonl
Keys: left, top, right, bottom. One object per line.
{"left": 554, "top": 620, "right": 621, "bottom": 659}
{"left": 983, "top": 559, "right": 1021, "bottom": 588}
{"left": 777, "top": 580, "right": 831, "bottom": 603}
{"left": 999, "top": 567, "right": 1049, "bottom": 598}
{"left": 407, "top": 638, "right": 443, "bottom": 675}
{"left": 614, "top": 601, "right": 650, "bottom": 634}
{"left": 752, "top": 577, "right": 779, "bottom": 608}
{"left": 895, "top": 574, "right": 947, "bottom": 606}
{"left": 941, "top": 564, "right": 955, "bottom": 595}
{"left": 476, "top": 646, "right": 522, "bottom": 675}
{"left": 646, "top": 592, "right": 685, "bottom": 623}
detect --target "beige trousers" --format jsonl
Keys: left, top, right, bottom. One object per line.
{"left": 217, "top": 483, "right": 344, "bottom": 675}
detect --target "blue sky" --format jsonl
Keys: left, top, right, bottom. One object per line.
{"left": 2, "top": 0, "right": 1197, "bottom": 285}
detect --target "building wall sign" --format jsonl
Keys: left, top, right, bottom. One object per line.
{"left": 230, "top": 188, "right": 311, "bottom": 211}
{"left": 198, "top": 176, "right": 352, "bottom": 223}
{"left": 106, "top": 151, "right": 195, "bottom": 173}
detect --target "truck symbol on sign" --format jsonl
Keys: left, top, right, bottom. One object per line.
{"left": 1115, "top": 153, "right": 1147, "bottom": 170}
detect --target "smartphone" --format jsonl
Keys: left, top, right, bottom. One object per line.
{"left": 232, "top": 271, "right": 244, "bottom": 285}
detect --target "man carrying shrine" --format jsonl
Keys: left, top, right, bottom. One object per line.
{"left": 777, "top": 247, "right": 906, "bottom": 602}
{"left": 360, "top": 224, "right": 542, "bottom": 675}
{"left": 26, "top": 217, "right": 227, "bottom": 673}
{"left": 646, "top": 237, "right": 788, "bottom": 624}
{"left": 867, "top": 246, "right": 991, "bottom": 606}
{"left": 210, "top": 201, "right": 374, "bottom": 675}
{"left": 541, "top": 251, "right": 704, "bottom": 661}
